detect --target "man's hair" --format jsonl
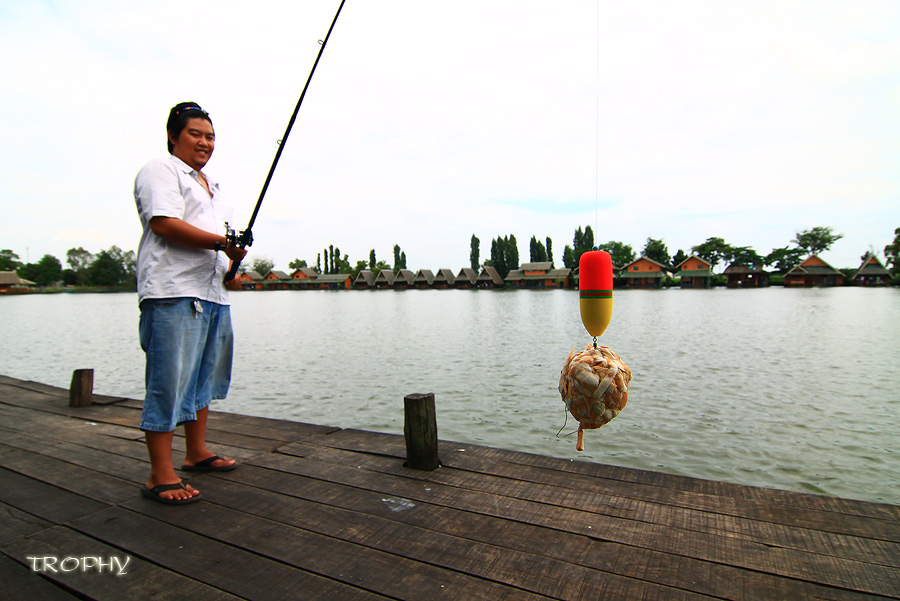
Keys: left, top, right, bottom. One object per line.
{"left": 166, "top": 102, "right": 213, "bottom": 154}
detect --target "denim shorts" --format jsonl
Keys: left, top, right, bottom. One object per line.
{"left": 138, "top": 298, "right": 233, "bottom": 432}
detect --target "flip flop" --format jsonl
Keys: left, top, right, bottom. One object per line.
{"left": 140, "top": 482, "right": 201, "bottom": 505}
{"left": 181, "top": 455, "right": 237, "bottom": 472}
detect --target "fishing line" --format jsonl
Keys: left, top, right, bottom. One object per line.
{"left": 594, "top": 0, "right": 600, "bottom": 235}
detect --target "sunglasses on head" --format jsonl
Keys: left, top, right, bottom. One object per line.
{"left": 175, "top": 106, "right": 208, "bottom": 116}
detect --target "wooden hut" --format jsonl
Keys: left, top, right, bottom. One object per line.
{"left": 313, "top": 273, "right": 352, "bottom": 290}
{"left": 477, "top": 266, "right": 505, "bottom": 288}
{"left": 723, "top": 264, "right": 769, "bottom": 288}
{"left": 851, "top": 253, "right": 892, "bottom": 286}
{"left": 393, "top": 269, "right": 416, "bottom": 289}
{"left": 454, "top": 267, "right": 478, "bottom": 288}
{"left": 264, "top": 270, "right": 291, "bottom": 290}
{"left": 0, "top": 271, "right": 35, "bottom": 294}
{"left": 354, "top": 270, "right": 376, "bottom": 289}
{"left": 505, "top": 262, "right": 571, "bottom": 288}
{"left": 621, "top": 257, "right": 669, "bottom": 288}
{"left": 783, "top": 255, "right": 844, "bottom": 287}
{"left": 674, "top": 255, "right": 712, "bottom": 288}
{"left": 239, "top": 270, "right": 265, "bottom": 290}
{"left": 414, "top": 269, "right": 435, "bottom": 288}
{"left": 289, "top": 267, "right": 319, "bottom": 290}
{"left": 374, "top": 269, "right": 396, "bottom": 289}
{"left": 291, "top": 267, "right": 318, "bottom": 280}
{"left": 433, "top": 268, "right": 456, "bottom": 288}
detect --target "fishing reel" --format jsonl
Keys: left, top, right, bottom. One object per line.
{"left": 224, "top": 222, "right": 253, "bottom": 249}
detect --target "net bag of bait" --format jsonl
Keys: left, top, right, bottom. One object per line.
{"left": 559, "top": 344, "right": 632, "bottom": 451}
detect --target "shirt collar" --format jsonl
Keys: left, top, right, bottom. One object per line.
{"left": 169, "top": 155, "right": 218, "bottom": 188}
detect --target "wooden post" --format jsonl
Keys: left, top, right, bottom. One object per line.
{"left": 69, "top": 369, "right": 94, "bottom": 407}
{"left": 403, "top": 392, "right": 441, "bottom": 470}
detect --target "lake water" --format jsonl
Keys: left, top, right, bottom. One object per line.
{"left": 1, "top": 287, "right": 898, "bottom": 504}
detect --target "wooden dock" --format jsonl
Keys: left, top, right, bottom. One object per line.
{"left": 1, "top": 374, "right": 898, "bottom": 600}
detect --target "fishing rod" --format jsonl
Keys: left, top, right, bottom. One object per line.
{"left": 224, "top": 0, "right": 347, "bottom": 281}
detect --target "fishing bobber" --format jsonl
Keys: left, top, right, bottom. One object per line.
{"left": 579, "top": 249, "right": 613, "bottom": 343}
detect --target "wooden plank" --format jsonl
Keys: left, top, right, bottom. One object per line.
{"left": 275, "top": 439, "right": 900, "bottom": 567}
{"left": 312, "top": 427, "right": 898, "bottom": 521}
{"left": 1, "top": 524, "right": 245, "bottom": 601}
{"left": 301, "top": 428, "right": 900, "bottom": 540}
{"left": 149, "top": 473, "right": 709, "bottom": 600}
{"left": 0, "top": 375, "right": 126, "bottom": 405}
{"left": 0, "top": 500, "right": 57, "bottom": 546}
{"left": 0, "top": 408, "right": 261, "bottom": 466}
{"left": 0, "top": 402, "right": 145, "bottom": 440}
{"left": 69, "top": 506, "right": 456, "bottom": 601}
{"left": 0, "top": 554, "right": 83, "bottom": 601}
{"left": 190, "top": 466, "right": 872, "bottom": 601}
{"left": 0, "top": 395, "right": 290, "bottom": 454}
{"left": 251, "top": 447, "right": 900, "bottom": 597}
{"left": 0, "top": 445, "right": 138, "bottom": 505}
{"left": 0, "top": 468, "right": 110, "bottom": 525}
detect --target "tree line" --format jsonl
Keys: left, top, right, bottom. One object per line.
{"left": 4, "top": 226, "right": 897, "bottom": 289}
{"left": 1, "top": 247, "right": 135, "bottom": 288}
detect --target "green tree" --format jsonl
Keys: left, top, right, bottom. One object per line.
{"left": 792, "top": 226, "right": 843, "bottom": 256}
{"left": 671, "top": 249, "right": 688, "bottom": 268}
{"left": 393, "top": 244, "right": 402, "bottom": 273}
{"left": 562, "top": 245, "right": 576, "bottom": 269}
{"left": 66, "top": 247, "right": 93, "bottom": 285}
{"left": 288, "top": 258, "right": 308, "bottom": 270}
{"left": 489, "top": 235, "right": 519, "bottom": 278}
{"left": 642, "top": 237, "right": 670, "bottom": 267}
{"left": 595, "top": 241, "right": 636, "bottom": 268}
{"left": 316, "top": 253, "right": 321, "bottom": 273}
{"left": 725, "top": 245, "right": 763, "bottom": 267}
{"left": 369, "top": 249, "right": 376, "bottom": 270}
{"left": 0, "top": 249, "right": 23, "bottom": 272}
{"left": 329, "top": 245, "right": 335, "bottom": 274}
{"left": 20, "top": 254, "right": 63, "bottom": 286}
{"left": 691, "top": 237, "right": 731, "bottom": 271}
{"left": 352, "top": 260, "right": 368, "bottom": 278}
{"left": 529, "top": 236, "right": 548, "bottom": 263}
{"left": 564, "top": 225, "right": 595, "bottom": 269}
{"left": 373, "top": 260, "right": 390, "bottom": 276}
{"left": 335, "top": 252, "right": 352, "bottom": 274}
{"left": 86, "top": 250, "right": 125, "bottom": 286}
{"left": 884, "top": 227, "right": 900, "bottom": 275}
{"left": 546, "top": 237, "right": 553, "bottom": 267}
{"left": 507, "top": 234, "right": 519, "bottom": 270}
{"left": 469, "top": 235, "right": 480, "bottom": 271}
{"left": 251, "top": 257, "right": 274, "bottom": 277}
{"left": 764, "top": 247, "right": 805, "bottom": 273}
{"left": 490, "top": 238, "right": 503, "bottom": 276}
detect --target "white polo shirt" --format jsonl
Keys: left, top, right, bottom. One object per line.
{"left": 134, "top": 155, "right": 233, "bottom": 304}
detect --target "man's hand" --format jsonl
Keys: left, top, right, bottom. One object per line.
{"left": 223, "top": 244, "right": 248, "bottom": 264}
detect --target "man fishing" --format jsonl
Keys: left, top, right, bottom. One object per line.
{"left": 133, "top": 102, "right": 247, "bottom": 504}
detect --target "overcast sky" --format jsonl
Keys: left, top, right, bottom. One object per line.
{"left": 2, "top": 0, "right": 898, "bottom": 273}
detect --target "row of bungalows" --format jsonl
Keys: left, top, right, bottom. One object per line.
{"left": 239, "top": 253, "right": 892, "bottom": 291}
{"left": 782, "top": 253, "right": 891, "bottom": 287}
{"left": 239, "top": 266, "right": 531, "bottom": 291}
{"left": 616, "top": 253, "right": 893, "bottom": 288}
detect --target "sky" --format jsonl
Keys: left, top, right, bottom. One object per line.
{"left": 2, "top": 0, "right": 899, "bottom": 273}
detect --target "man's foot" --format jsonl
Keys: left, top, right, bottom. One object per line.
{"left": 141, "top": 480, "right": 200, "bottom": 505}
{"left": 181, "top": 454, "right": 237, "bottom": 472}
